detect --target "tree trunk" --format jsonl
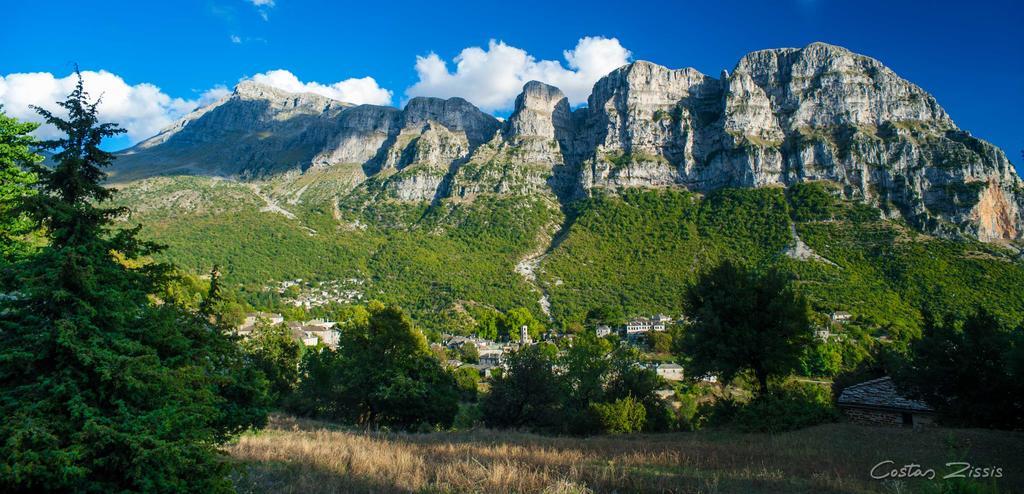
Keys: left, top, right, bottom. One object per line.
{"left": 755, "top": 368, "right": 769, "bottom": 398}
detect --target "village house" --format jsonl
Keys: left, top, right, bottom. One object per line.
{"left": 655, "top": 363, "right": 684, "bottom": 381}
{"left": 595, "top": 325, "right": 612, "bottom": 338}
{"left": 239, "top": 312, "right": 284, "bottom": 330}
{"left": 625, "top": 314, "right": 673, "bottom": 335}
{"left": 478, "top": 349, "right": 504, "bottom": 367}
{"left": 837, "top": 377, "right": 935, "bottom": 427}
{"left": 830, "top": 311, "right": 852, "bottom": 323}
{"left": 236, "top": 317, "right": 340, "bottom": 349}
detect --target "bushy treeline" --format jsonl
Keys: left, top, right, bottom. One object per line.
{"left": 285, "top": 303, "right": 460, "bottom": 430}
{"left": 482, "top": 336, "right": 674, "bottom": 434}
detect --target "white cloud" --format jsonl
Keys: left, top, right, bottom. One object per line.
{"left": 0, "top": 70, "right": 216, "bottom": 143}
{"left": 245, "top": 69, "right": 393, "bottom": 106}
{"left": 405, "top": 36, "right": 632, "bottom": 111}
{"left": 230, "top": 34, "right": 242, "bottom": 43}
{"left": 244, "top": 0, "right": 274, "bottom": 20}
{"left": 0, "top": 67, "right": 392, "bottom": 146}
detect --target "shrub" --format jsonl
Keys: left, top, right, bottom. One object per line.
{"left": 590, "top": 396, "right": 647, "bottom": 434}
{"left": 675, "top": 390, "right": 702, "bottom": 431}
{"left": 452, "top": 402, "right": 484, "bottom": 430}
{"left": 704, "top": 381, "right": 838, "bottom": 433}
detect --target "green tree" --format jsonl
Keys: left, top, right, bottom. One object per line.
{"left": 0, "top": 107, "right": 39, "bottom": 263}
{"left": 500, "top": 307, "right": 544, "bottom": 341}
{"left": 290, "top": 304, "right": 459, "bottom": 430}
{"left": 559, "top": 334, "right": 613, "bottom": 432}
{"left": 647, "top": 331, "right": 672, "bottom": 354}
{"left": 473, "top": 309, "right": 501, "bottom": 340}
{"left": 457, "top": 341, "right": 479, "bottom": 364}
{"left": 897, "top": 309, "right": 1023, "bottom": 429}
{"left": 482, "top": 345, "right": 565, "bottom": 430}
{"left": 453, "top": 366, "right": 481, "bottom": 401}
{"left": 0, "top": 72, "right": 267, "bottom": 492}
{"left": 242, "top": 323, "right": 303, "bottom": 403}
{"left": 604, "top": 346, "right": 671, "bottom": 432}
{"left": 586, "top": 305, "right": 626, "bottom": 327}
{"left": 677, "top": 261, "right": 813, "bottom": 396}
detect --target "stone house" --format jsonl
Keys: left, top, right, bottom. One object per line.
{"left": 837, "top": 377, "right": 935, "bottom": 427}
{"left": 656, "top": 363, "right": 685, "bottom": 381}
{"left": 478, "top": 349, "right": 504, "bottom": 367}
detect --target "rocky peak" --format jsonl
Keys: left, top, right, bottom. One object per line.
{"left": 504, "top": 81, "right": 572, "bottom": 142}
{"left": 402, "top": 97, "right": 500, "bottom": 147}
{"left": 732, "top": 42, "right": 952, "bottom": 130}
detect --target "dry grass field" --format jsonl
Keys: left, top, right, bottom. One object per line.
{"left": 227, "top": 415, "right": 1023, "bottom": 494}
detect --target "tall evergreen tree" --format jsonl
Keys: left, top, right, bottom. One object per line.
{"left": 0, "top": 72, "right": 268, "bottom": 493}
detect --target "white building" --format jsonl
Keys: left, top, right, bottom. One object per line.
{"left": 625, "top": 315, "right": 671, "bottom": 335}
{"left": 656, "top": 363, "right": 684, "bottom": 381}
{"left": 830, "top": 311, "right": 852, "bottom": 323}
{"left": 595, "top": 325, "right": 612, "bottom": 337}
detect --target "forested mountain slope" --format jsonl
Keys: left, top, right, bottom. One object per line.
{"left": 109, "top": 42, "right": 1024, "bottom": 333}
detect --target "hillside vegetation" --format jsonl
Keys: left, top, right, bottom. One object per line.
{"left": 114, "top": 176, "right": 1024, "bottom": 335}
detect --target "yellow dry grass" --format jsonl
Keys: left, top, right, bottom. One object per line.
{"left": 227, "top": 414, "right": 1023, "bottom": 494}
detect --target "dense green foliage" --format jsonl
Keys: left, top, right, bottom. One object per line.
{"left": 287, "top": 304, "right": 460, "bottom": 430}
{"left": 544, "top": 186, "right": 1024, "bottom": 337}
{"left": 242, "top": 323, "right": 304, "bottom": 404}
{"left": 678, "top": 261, "right": 814, "bottom": 395}
{"left": 482, "top": 335, "right": 671, "bottom": 435}
{"left": 896, "top": 309, "right": 1024, "bottom": 429}
{"left": 115, "top": 179, "right": 559, "bottom": 332}
{"left": 0, "top": 76, "right": 268, "bottom": 493}
{"left": 0, "top": 107, "right": 40, "bottom": 263}
{"left": 703, "top": 381, "right": 839, "bottom": 433}
{"left": 590, "top": 395, "right": 647, "bottom": 434}
{"left": 481, "top": 345, "right": 566, "bottom": 431}
{"left": 115, "top": 172, "right": 1024, "bottom": 343}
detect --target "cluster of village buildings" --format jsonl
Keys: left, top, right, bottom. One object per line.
{"left": 272, "top": 278, "right": 364, "bottom": 309}
{"left": 439, "top": 316, "right": 691, "bottom": 383}
{"left": 235, "top": 312, "right": 341, "bottom": 349}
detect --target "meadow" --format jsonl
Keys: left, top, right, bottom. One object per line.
{"left": 228, "top": 415, "right": 1023, "bottom": 494}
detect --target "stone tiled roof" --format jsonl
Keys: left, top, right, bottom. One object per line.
{"left": 837, "top": 377, "right": 934, "bottom": 413}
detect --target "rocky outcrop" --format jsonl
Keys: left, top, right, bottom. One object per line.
{"left": 114, "top": 81, "right": 352, "bottom": 180}
{"left": 113, "top": 42, "right": 1024, "bottom": 242}
{"left": 565, "top": 43, "right": 1023, "bottom": 242}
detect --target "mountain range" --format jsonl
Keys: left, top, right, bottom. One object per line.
{"left": 108, "top": 42, "right": 1024, "bottom": 332}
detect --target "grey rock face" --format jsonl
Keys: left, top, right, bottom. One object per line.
{"left": 566, "top": 43, "right": 1022, "bottom": 242}
{"left": 113, "top": 43, "right": 1023, "bottom": 242}
{"left": 114, "top": 81, "right": 353, "bottom": 180}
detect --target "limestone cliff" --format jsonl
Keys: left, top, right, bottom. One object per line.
{"left": 112, "top": 42, "right": 1023, "bottom": 242}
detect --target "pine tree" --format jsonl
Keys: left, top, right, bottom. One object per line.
{"left": 0, "top": 71, "right": 268, "bottom": 492}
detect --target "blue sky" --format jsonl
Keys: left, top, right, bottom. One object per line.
{"left": 1, "top": 0, "right": 1021, "bottom": 171}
